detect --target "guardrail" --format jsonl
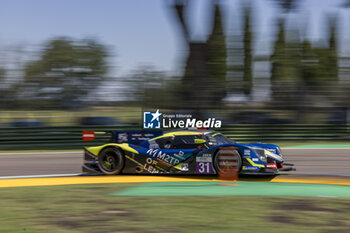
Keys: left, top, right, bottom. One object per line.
{"left": 0, "top": 124, "right": 348, "bottom": 150}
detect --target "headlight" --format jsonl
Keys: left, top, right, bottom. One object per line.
{"left": 259, "top": 156, "right": 267, "bottom": 162}
{"left": 253, "top": 148, "right": 266, "bottom": 162}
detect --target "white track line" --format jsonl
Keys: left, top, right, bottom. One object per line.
{"left": 282, "top": 148, "right": 350, "bottom": 149}
{"left": 0, "top": 152, "right": 81, "bottom": 155}
{"left": 278, "top": 172, "right": 350, "bottom": 177}
{"left": 0, "top": 173, "right": 82, "bottom": 179}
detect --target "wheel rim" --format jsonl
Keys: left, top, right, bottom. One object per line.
{"left": 101, "top": 153, "right": 117, "bottom": 172}
{"left": 215, "top": 151, "right": 241, "bottom": 174}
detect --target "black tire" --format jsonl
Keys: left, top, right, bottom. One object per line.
{"left": 213, "top": 149, "right": 242, "bottom": 174}
{"left": 97, "top": 147, "right": 124, "bottom": 175}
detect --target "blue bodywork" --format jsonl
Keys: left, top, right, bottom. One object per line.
{"left": 83, "top": 130, "right": 290, "bottom": 175}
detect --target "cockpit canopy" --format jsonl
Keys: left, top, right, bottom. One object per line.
{"left": 140, "top": 130, "right": 234, "bottom": 149}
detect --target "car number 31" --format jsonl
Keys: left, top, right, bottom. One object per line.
{"left": 196, "top": 162, "right": 212, "bottom": 174}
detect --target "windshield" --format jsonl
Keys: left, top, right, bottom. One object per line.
{"left": 206, "top": 133, "right": 235, "bottom": 145}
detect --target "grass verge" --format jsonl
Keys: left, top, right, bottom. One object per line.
{"left": 0, "top": 183, "right": 350, "bottom": 233}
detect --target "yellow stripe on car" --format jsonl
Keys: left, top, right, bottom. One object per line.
{"left": 264, "top": 149, "right": 276, "bottom": 157}
{"left": 246, "top": 158, "right": 265, "bottom": 168}
{"left": 174, "top": 163, "right": 182, "bottom": 170}
{"left": 86, "top": 143, "right": 139, "bottom": 156}
{"left": 150, "top": 131, "right": 203, "bottom": 141}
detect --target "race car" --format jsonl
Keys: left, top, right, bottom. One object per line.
{"left": 82, "top": 128, "right": 294, "bottom": 175}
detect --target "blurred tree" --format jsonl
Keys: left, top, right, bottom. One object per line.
{"left": 270, "top": 19, "right": 286, "bottom": 103}
{"left": 0, "top": 68, "right": 9, "bottom": 108}
{"left": 171, "top": 0, "right": 227, "bottom": 112}
{"left": 128, "top": 65, "right": 167, "bottom": 106}
{"left": 301, "top": 40, "right": 317, "bottom": 87}
{"left": 325, "top": 16, "right": 338, "bottom": 83}
{"left": 0, "top": 68, "right": 6, "bottom": 88}
{"left": 128, "top": 65, "right": 186, "bottom": 109}
{"left": 294, "top": 14, "right": 343, "bottom": 123}
{"left": 226, "top": 1, "right": 254, "bottom": 98}
{"left": 312, "top": 16, "right": 340, "bottom": 112}
{"left": 242, "top": 4, "right": 253, "bottom": 96}
{"left": 270, "top": 19, "right": 304, "bottom": 111}
{"left": 0, "top": 69, "right": 20, "bottom": 109}
{"left": 270, "top": 0, "right": 301, "bottom": 109}
{"left": 21, "top": 37, "right": 108, "bottom": 109}
{"left": 207, "top": 4, "right": 227, "bottom": 104}
{"left": 342, "top": 0, "right": 350, "bottom": 7}
{"left": 302, "top": 16, "right": 338, "bottom": 88}
{"left": 272, "top": 0, "right": 299, "bottom": 13}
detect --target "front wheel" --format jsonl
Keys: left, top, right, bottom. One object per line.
{"left": 213, "top": 149, "right": 242, "bottom": 175}
{"left": 97, "top": 147, "right": 124, "bottom": 175}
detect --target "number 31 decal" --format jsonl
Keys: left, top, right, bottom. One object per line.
{"left": 196, "top": 162, "right": 212, "bottom": 174}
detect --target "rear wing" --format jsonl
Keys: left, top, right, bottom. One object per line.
{"left": 82, "top": 130, "right": 163, "bottom": 144}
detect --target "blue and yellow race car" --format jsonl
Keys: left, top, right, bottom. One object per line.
{"left": 82, "top": 128, "right": 294, "bottom": 175}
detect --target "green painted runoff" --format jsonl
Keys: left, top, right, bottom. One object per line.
{"left": 112, "top": 181, "right": 350, "bottom": 197}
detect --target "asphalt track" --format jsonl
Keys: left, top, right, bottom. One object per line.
{"left": 0, "top": 152, "right": 82, "bottom": 176}
{"left": 0, "top": 148, "right": 349, "bottom": 177}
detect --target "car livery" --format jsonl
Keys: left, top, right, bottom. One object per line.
{"left": 82, "top": 129, "right": 295, "bottom": 175}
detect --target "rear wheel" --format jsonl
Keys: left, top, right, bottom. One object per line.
{"left": 97, "top": 147, "right": 124, "bottom": 175}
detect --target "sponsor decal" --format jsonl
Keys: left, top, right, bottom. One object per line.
{"left": 173, "top": 151, "right": 185, "bottom": 160}
{"left": 142, "top": 157, "right": 159, "bottom": 173}
{"left": 143, "top": 109, "right": 222, "bottom": 129}
{"left": 125, "top": 155, "right": 160, "bottom": 174}
{"left": 115, "top": 131, "right": 162, "bottom": 143}
{"left": 181, "top": 163, "right": 189, "bottom": 171}
{"left": 118, "top": 133, "right": 128, "bottom": 142}
{"left": 146, "top": 148, "right": 180, "bottom": 166}
{"left": 252, "top": 158, "right": 259, "bottom": 162}
{"left": 196, "top": 154, "right": 212, "bottom": 162}
{"left": 243, "top": 166, "right": 260, "bottom": 171}
{"left": 243, "top": 149, "right": 251, "bottom": 158}
{"left": 267, "top": 163, "right": 277, "bottom": 169}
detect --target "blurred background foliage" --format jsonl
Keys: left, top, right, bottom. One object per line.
{"left": 17, "top": 37, "right": 108, "bottom": 109}
{"left": 0, "top": 0, "right": 349, "bottom": 126}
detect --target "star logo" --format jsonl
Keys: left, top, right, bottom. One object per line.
{"left": 143, "top": 110, "right": 162, "bottom": 129}
{"left": 151, "top": 109, "right": 161, "bottom": 122}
